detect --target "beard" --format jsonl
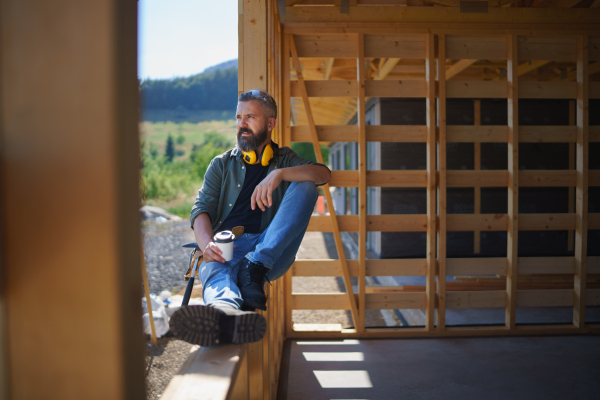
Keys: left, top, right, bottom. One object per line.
{"left": 237, "top": 122, "right": 269, "bottom": 152}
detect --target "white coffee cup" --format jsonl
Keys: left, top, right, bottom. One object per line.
{"left": 214, "top": 231, "right": 235, "bottom": 262}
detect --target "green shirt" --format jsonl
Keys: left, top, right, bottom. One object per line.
{"left": 190, "top": 146, "right": 328, "bottom": 233}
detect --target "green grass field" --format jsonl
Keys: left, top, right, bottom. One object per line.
{"left": 140, "top": 118, "right": 236, "bottom": 216}
{"left": 140, "top": 118, "right": 236, "bottom": 160}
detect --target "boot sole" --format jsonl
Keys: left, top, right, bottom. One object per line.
{"left": 169, "top": 305, "right": 266, "bottom": 346}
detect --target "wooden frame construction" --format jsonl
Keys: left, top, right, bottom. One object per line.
{"left": 278, "top": 8, "right": 600, "bottom": 339}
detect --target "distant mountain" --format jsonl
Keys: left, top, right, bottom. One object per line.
{"left": 203, "top": 59, "right": 238, "bottom": 74}
{"left": 140, "top": 59, "right": 238, "bottom": 112}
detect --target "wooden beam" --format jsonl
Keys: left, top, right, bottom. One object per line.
{"left": 574, "top": 35, "right": 589, "bottom": 329}
{"left": 568, "top": 100, "right": 575, "bottom": 252}
{"left": 375, "top": 57, "right": 401, "bottom": 80}
{"left": 474, "top": 100, "right": 482, "bottom": 255}
{"left": 324, "top": 57, "right": 335, "bottom": 80}
{"left": 161, "top": 345, "right": 248, "bottom": 400}
{"left": 280, "top": 6, "right": 600, "bottom": 24}
{"left": 446, "top": 59, "right": 478, "bottom": 80}
{"left": 282, "top": 37, "right": 293, "bottom": 338}
{"left": 2, "top": 1, "right": 144, "bottom": 398}
{"left": 242, "top": 0, "right": 267, "bottom": 91}
{"left": 437, "top": 34, "right": 447, "bottom": 331}
{"left": 425, "top": 33, "right": 436, "bottom": 331}
{"left": 558, "top": 61, "right": 600, "bottom": 81}
{"left": 531, "top": 0, "right": 583, "bottom": 7}
{"left": 517, "top": 60, "right": 551, "bottom": 77}
{"left": 289, "top": 34, "right": 361, "bottom": 330}
{"left": 427, "top": 0, "right": 519, "bottom": 5}
{"left": 292, "top": 258, "right": 428, "bottom": 277}
{"left": 506, "top": 34, "right": 519, "bottom": 330}
{"left": 357, "top": 32, "right": 367, "bottom": 333}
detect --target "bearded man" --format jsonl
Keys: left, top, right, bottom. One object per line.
{"left": 169, "top": 89, "right": 330, "bottom": 346}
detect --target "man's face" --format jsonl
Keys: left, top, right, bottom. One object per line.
{"left": 236, "top": 100, "right": 275, "bottom": 152}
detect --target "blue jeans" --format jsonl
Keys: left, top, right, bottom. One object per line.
{"left": 200, "top": 181, "right": 318, "bottom": 309}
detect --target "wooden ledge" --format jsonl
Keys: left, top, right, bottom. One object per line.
{"left": 162, "top": 344, "right": 248, "bottom": 400}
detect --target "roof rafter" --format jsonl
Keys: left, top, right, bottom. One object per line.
{"left": 446, "top": 59, "right": 478, "bottom": 80}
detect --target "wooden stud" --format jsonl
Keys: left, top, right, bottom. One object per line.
{"left": 437, "top": 34, "right": 448, "bottom": 331}
{"left": 243, "top": 0, "right": 267, "bottom": 90}
{"left": 140, "top": 240, "right": 157, "bottom": 346}
{"left": 574, "top": 35, "right": 589, "bottom": 328}
{"left": 568, "top": 100, "right": 575, "bottom": 252}
{"left": 282, "top": 32, "right": 293, "bottom": 335}
{"left": 289, "top": 34, "right": 361, "bottom": 330}
{"left": 474, "top": 100, "right": 482, "bottom": 254}
{"left": 425, "top": 33, "right": 436, "bottom": 331}
{"left": 506, "top": 34, "right": 519, "bottom": 329}
{"left": 357, "top": 32, "right": 367, "bottom": 332}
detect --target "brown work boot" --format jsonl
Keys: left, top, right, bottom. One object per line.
{"left": 169, "top": 304, "right": 266, "bottom": 346}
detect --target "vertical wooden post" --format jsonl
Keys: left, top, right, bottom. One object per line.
{"left": 568, "top": 101, "right": 575, "bottom": 252}
{"left": 239, "top": 1, "right": 268, "bottom": 396}
{"left": 425, "top": 33, "right": 437, "bottom": 330}
{"left": 506, "top": 34, "right": 519, "bottom": 329}
{"left": 241, "top": 0, "right": 267, "bottom": 91}
{"left": 437, "top": 34, "right": 447, "bottom": 331}
{"left": 141, "top": 242, "right": 158, "bottom": 346}
{"left": 574, "top": 35, "right": 589, "bottom": 328}
{"left": 474, "top": 100, "right": 482, "bottom": 254}
{"left": 1, "top": 1, "right": 144, "bottom": 398}
{"left": 357, "top": 33, "right": 367, "bottom": 333}
{"left": 282, "top": 33, "right": 293, "bottom": 336}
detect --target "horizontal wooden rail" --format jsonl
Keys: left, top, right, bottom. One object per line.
{"left": 292, "top": 125, "right": 600, "bottom": 144}
{"left": 291, "top": 289, "right": 600, "bottom": 310}
{"left": 291, "top": 81, "right": 599, "bottom": 99}
{"left": 307, "top": 213, "right": 600, "bottom": 232}
{"left": 292, "top": 258, "right": 427, "bottom": 277}
{"left": 292, "top": 256, "right": 600, "bottom": 277}
{"left": 292, "top": 33, "right": 587, "bottom": 61}
{"left": 328, "top": 170, "right": 600, "bottom": 188}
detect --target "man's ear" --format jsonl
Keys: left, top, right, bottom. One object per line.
{"left": 268, "top": 117, "right": 277, "bottom": 132}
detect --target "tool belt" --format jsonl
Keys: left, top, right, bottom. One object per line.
{"left": 183, "top": 226, "right": 245, "bottom": 281}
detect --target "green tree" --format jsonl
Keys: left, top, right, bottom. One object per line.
{"left": 176, "top": 133, "right": 185, "bottom": 145}
{"left": 291, "top": 143, "right": 329, "bottom": 166}
{"left": 165, "top": 134, "right": 175, "bottom": 162}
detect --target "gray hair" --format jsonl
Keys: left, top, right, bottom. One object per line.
{"left": 238, "top": 89, "right": 277, "bottom": 119}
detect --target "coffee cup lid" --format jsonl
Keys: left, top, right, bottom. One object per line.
{"left": 214, "top": 230, "right": 235, "bottom": 243}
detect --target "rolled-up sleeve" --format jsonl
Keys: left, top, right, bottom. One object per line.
{"left": 190, "top": 158, "right": 223, "bottom": 228}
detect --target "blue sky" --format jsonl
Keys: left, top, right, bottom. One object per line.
{"left": 138, "top": 0, "right": 238, "bottom": 80}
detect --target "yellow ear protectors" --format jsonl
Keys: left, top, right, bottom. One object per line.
{"left": 242, "top": 143, "right": 275, "bottom": 166}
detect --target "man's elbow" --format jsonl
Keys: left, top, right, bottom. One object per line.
{"left": 319, "top": 166, "right": 331, "bottom": 185}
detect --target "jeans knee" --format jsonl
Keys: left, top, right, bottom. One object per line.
{"left": 292, "top": 181, "right": 318, "bottom": 201}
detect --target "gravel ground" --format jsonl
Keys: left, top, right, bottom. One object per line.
{"left": 142, "top": 220, "right": 393, "bottom": 398}
{"left": 142, "top": 219, "right": 195, "bottom": 294}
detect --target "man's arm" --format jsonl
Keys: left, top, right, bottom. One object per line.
{"left": 251, "top": 164, "right": 330, "bottom": 211}
{"left": 193, "top": 212, "right": 228, "bottom": 263}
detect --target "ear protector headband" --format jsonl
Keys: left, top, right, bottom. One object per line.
{"left": 242, "top": 142, "right": 278, "bottom": 166}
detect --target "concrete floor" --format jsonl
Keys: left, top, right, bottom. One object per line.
{"left": 277, "top": 335, "right": 600, "bottom": 400}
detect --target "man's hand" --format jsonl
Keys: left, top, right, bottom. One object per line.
{"left": 202, "top": 242, "right": 226, "bottom": 263}
{"left": 193, "top": 212, "right": 235, "bottom": 264}
{"left": 251, "top": 169, "right": 283, "bottom": 211}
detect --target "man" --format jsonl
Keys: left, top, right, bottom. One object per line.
{"left": 169, "top": 89, "right": 330, "bottom": 346}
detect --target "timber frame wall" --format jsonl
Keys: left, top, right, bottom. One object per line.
{"left": 278, "top": 7, "right": 600, "bottom": 339}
